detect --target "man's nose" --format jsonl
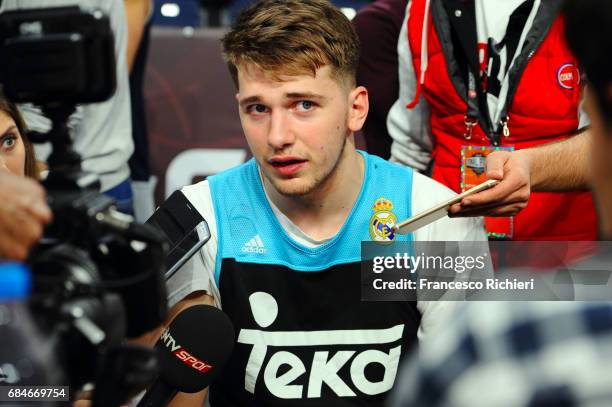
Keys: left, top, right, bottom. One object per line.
{"left": 267, "top": 111, "right": 295, "bottom": 150}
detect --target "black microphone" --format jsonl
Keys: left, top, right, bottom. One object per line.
{"left": 136, "top": 304, "right": 235, "bottom": 407}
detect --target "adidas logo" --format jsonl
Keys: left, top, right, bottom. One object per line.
{"left": 241, "top": 234, "right": 266, "bottom": 254}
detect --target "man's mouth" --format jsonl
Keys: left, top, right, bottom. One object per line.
{"left": 268, "top": 157, "right": 307, "bottom": 175}
{"left": 269, "top": 157, "right": 306, "bottom": 167}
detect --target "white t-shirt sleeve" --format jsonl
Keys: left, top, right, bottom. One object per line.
{"left": 387, "top": 8, "right": 434, "bottom": 171}
{"left": 578, "top": 96, "right": 591, "bottom": 130}
{"left": 166, "top": 181, "right": 221, "bottom": 308}
{"left": 412, "top": 172, "right": 487, "bottom": 242}
{"left": 411, "top": 172, "right": 488, "bottom": 341}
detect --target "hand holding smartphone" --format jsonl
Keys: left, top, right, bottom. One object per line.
{"left": 394, "top": 179, "right": 499, "bottom": 234}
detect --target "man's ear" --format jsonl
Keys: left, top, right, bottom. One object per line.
{"left": 347, "top": 86, "right": 369, "bottom": 133}
{"left": 235, "top": 93, "right": 240, "bottom": 102}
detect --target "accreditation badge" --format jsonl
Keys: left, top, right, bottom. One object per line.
{"left": 461, "top": 145, "right": 514, "bottom": 239}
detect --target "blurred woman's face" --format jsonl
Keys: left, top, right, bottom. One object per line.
{"left": 0, "top": 110, "right": 26, "bottom": 176}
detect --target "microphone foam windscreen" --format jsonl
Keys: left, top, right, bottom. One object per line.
{"left": 156, "top": 304, "right": 234, "bottom": 393}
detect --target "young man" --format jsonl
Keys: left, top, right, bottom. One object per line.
{"left": 165, "top": 1, "right": 485, "bottom": 405}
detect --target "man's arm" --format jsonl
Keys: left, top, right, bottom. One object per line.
{"left": 72, "top": 0, "right": 134, "bottom": 192}
{"left": 0, "top": 172, "right": 52, "bottom": 260}
{"left": 450, "top": 130, "right": 591, "bottom": 217}
{"left": 526, "top": 129, "right": 590, "bottom": 191}
{"left": 123, "top": 0, "right": 151, "bottom": 72}
{"left": 387, "top": 10, "right": 433, "bottom": 171}
{"left": 412, "top": 172, "right": 489, "bottom": 340}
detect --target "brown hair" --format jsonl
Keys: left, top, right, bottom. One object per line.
{"left": 0, "top": 89, "right": 38, "bottom": 179}
{"left": 221, "top": 0, "right": 360, "bottom": 87}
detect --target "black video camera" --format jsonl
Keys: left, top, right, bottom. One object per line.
{"left": 0, "top": 6, "right": 167, "bottom": 406}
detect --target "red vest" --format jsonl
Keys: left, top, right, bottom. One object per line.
{"left": 407, "top": 0, "right": 597, "bottom": 240}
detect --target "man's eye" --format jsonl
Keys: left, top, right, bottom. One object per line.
{"left": 296, "top": 101, "right": 314, "bottom": 111}
{"left": 248, "top": 104, "right": 268, "bottom": 114}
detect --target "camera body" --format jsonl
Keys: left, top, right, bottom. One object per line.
{"left": 0, "top": 6, "right": 115, "bottom": 104}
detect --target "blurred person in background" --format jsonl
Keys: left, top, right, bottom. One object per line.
{"left": 0, "top": 91, "right": 52, "bottom": 260}
{"left": 353, "top": 0, "right": 407, "bottom": 159}
{"left": 0, "top": 0, "right": 135, "bottom": 214}
{"left": 125, "top": 0, "right": 157, "bottom": 222}
{"left": 387, "top": 0, "right": 596, "bottom": 241}
{"left": 390, "top": 2, "right": 612, "bottom": 406}
{"left": 0, "top": 90, "right": 38, "bottom": 179}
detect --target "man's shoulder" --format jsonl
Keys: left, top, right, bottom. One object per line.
{"left": 180, "top": 180, "right": 214, "bottom": 218}
{"left": 182, "top": 179, "right": 211, "bottom": 198}
{"left": 207, "top": 159, "right": 256, "bottom": 183}
{"left": 182, "top": 159, "right": 256, "bottom": 205}
{"left": 412, "top": 171, "right": 457, "bottom": 202}
{"left": 410, "top": 172, "right": 486, "bottom": 241}
{"left": 365, "top": 151, "right": 414, "bottom": 175}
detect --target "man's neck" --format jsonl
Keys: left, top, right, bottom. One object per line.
{"left": 263, "top": 145, "right": 365, "bottom": 241}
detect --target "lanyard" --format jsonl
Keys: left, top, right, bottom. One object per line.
{"left": 461, "top": 0, "right": 535, "bottom": 145}
{"left": 463, "top": 70, "right": 480, "bottom": 141}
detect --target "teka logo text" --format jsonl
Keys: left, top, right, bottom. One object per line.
{"left": 237, "top": 292, "right": 404, "bottom": 399}
{"left": 160, "top": 328, "right": 213, "bottom": 373}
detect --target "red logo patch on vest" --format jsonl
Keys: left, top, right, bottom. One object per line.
{"left": 557, "top": 63, "right": 580, "bottom": 90}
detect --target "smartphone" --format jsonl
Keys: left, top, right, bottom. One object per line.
{"left": 394, "top": 179, "right": 499, "bottom": 234}
{"left": 146, "top": 190, "right": 211, "bottom": 279}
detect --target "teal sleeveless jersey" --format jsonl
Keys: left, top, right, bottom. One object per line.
{"left": 207, "top": 151, "right": 420, "bottom": 406}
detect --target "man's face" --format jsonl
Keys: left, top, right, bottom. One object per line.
{"left": 236, "top": 64, "right": 362, "bottom": 197}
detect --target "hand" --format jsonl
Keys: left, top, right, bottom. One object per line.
{"left": 449, "top": 150, "right": 531, "bottom": 217}
{"left": 0, "top": 172, "right": 52, "bottom": 260}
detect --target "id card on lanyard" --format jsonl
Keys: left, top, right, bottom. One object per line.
{"left": 461, "top": 145, "right": 514, "bottom": 239}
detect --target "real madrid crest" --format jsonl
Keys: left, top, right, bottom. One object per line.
{"left": 369, "top": 197, "right": 397, "bottom": 243}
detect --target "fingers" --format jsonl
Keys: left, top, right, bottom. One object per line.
{"left": 26, "top": 193, "right": 53, "bottom": 224}
{"left": 461, "top": 177, "right": 530, "bottom": 208}
{"left": 0, "top": 203, "right": 45, "bottom": 260}
{"left": 449, "top": 157, "right": 531, "bottom": 218}
{"left": 0, "top": 172, "right": 52, "bottom": 260}
{"left": 451, "top": 188, "right": 529, "bottom": 217}
{"left": 0, "top": 233, "right": 28, "bottom": 260}
{"left": 13, "top": 177, "right": 53, "bottom": 224}
{"left": 448, "top": 202, "right": 463, "bottom": 214}
{"left": 450, "top": 200, "right": 527, "bottom": 217}
{"left": 0, "top": 174, "right": 52, "bottom": 222}
{"left": 485, "top": 151, "right": 509, "bottom": 180}
{"left": 457, "top": 150, "right": 530, "bottom": 213}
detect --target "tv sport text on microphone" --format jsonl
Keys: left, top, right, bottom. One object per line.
{"left": 137, "top": 304, "right": 235, "bottom": 407}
